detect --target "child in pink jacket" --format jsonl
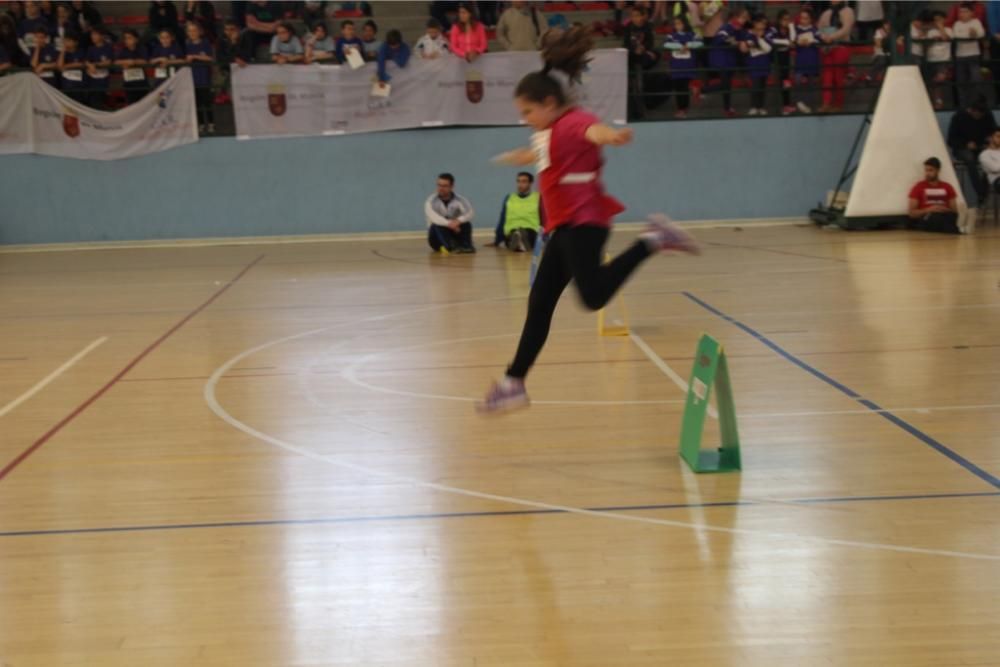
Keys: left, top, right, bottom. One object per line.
{"left": 450, "top": 3, "right": 488, "bottom": 61}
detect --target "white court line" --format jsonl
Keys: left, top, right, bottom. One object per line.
{"left": 202, "top": 306, "right": 1000, "bottom": 563}
{"left": 335, "top": 329, "right": 684, "bottom": 407}
{"left": 628, "top": 331, "right": 718, "bottom": 419}
{"left": 0, "top": 337, "right": 108, "bottom": 419}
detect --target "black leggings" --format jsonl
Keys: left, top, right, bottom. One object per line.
{"left": 507, "top": 225, "right": 651, "bottom": 378}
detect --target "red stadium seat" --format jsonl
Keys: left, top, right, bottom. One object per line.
{"left": 118, "top": 15, "right": 149, "bottom": 26}
{"left": 544, "top": 3, "right": 579, "bottom": 12}
{"left": 579, "top": 2, "right": 611, "bottom": 10}
{"left": 334, "top": 9, "right": 364, "bottom": 18}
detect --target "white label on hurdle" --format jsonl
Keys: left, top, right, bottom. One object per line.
{"left": 421, "top": 120, "right": 445, "bottom": 127}
{"left": 692, "top": 378, "right": 708, "bottom": 403}
{"left": 322, "top": 129, "right": 345, "bottom": 136}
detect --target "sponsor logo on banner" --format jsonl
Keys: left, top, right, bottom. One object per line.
{"left": 268, "top": 84, "right": 287, "bottom": 117}
{"left": 465, "top": 68, "right": 483, "bottom": 104}
{"left": 62, "top": 108, "right": 80, "bottom": 138}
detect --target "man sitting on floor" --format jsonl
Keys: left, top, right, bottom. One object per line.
{"left": 907, "top": 157, "right": 962, "bottom": 234}
{"left": 490, "top": 172, "right": 543, "bottom": 252}
{"left": 425, "top": 173, "right": 476, "bottom": 253}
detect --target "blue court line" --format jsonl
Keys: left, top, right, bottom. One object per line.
{"left": 1, "top": 491, "right": 996, "bottom": 539}
{"left": 682, "top": 291, "right": 1000, "bottom": 489}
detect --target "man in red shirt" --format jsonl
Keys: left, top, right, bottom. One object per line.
{"left": 907, "top": 157, "right": 961, "bottom": 234}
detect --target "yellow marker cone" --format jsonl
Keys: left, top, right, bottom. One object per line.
{"left": 598, "top": 253, "right": 629, "bottom": 336}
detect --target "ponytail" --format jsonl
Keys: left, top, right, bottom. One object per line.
{"left": 514, "top": 26, "right": 594, "bottom": 106}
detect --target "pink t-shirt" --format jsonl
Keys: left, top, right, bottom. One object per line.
{"left": 532, "top": 107, "right": 625, "bottom": 232}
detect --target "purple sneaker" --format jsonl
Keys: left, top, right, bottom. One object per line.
{"left": 476, "top": 377, "right": 530, "bottom": 414}
{"left": 641, "top": 214, "right": 701, "bottom": 255}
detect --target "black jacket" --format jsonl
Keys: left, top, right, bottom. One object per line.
{"left": 947, "top": 109, "right": 998, "bottom": 153}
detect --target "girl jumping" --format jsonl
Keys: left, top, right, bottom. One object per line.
{"left": 478, "top": 27, "right": 700, "bottom": 414}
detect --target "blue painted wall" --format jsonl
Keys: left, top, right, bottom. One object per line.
{"left": 0, "top": 114, "right": 954, "bottom": 246}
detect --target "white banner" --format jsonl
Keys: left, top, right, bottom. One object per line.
{"left": 0, "top": 69, "right": 198, "bottom": 160}
{"left": 232, "top": 49, "right": 627, "bottom": 139}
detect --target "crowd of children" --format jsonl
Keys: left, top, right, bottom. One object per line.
{"left": 6, "top": 1, "right": 1000, "bottom": 127}
{"left": 627, "top": 1, "right": 1000, "bottom": 118}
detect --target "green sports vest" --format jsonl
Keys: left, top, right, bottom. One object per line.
{"left": 504, "top": 192, "right": 541, "bottom": 235}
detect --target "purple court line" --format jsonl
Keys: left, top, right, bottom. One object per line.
{"left": 683, "top": 291, "right": 1000, "bottom": 489}
{"left": 0, "top": 490, "right": 996, "bottom": 539}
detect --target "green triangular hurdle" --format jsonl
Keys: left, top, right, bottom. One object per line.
{"left": 679, "top": 334, "right": 742, "bottom": 473}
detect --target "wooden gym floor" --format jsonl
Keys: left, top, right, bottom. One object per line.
{"left": 1, "top": 223, "right": 999, "bottom": 666}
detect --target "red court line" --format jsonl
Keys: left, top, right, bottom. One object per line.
{"left": 0, "top": 254, "right": 265, "bottom": 484}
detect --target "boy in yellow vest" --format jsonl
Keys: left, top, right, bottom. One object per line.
{"left": 490, "top": 172, "right": 544, "bottom": 252}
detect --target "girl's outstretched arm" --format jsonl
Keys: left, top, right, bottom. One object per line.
{"left": 491, "top": 147, "right": 535, "bottom": 166}
{"left": 585, "top": 124, "right": 633, "bottom": 146}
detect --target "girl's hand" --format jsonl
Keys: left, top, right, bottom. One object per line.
{"left": 610, "top": 127, "right": 633, "bottom": 146}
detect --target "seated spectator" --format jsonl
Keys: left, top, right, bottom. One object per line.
{"left": 334, "top": 19, "right": 364, "bottom": 64}
{"left": 415, "top": 18, "right": 449, "bottom": 59}
{"left": 0, "top": 44, "right": 10, "bottom": 73}
{"left": 497, "top": 1, "right": 544, "bottom": 52}
{"left": 116, "top": 29, "right": 149, "bottom": 105}
{"left": 185, "top": 21, "right": 215, "bottom": 133}
{"left": 148, "top": 1, "right": 182, "bottom": 47}
{"left": 430, "top": 1, "right": 458, "bottom": 32}
{"left": 6, "top": 1, "right": 25, "bottom": 23}
{"left": 624, "top": 5, "right": 658, "bottom": 120}
{"left": 39, "top": 0, "right": 55, "bottom": 28}
{"left": 709, "top": 8, "right": 748, "bottom": 118}
{"left": 149, "top": 27, "right": 186, "bottom": 83}
{"left": 923, "top": 11, "right": 952, "bottom": 110}
{"left": 85, "top": 26, "right": 113, "bottom": 108}
{"left": 425, "top": 173, "right": 476, "bottom": 254}
{"left": 664, "top": 15, "right": 701, "bottom": 119}
{"left": 816, "top": 0, "right": 855, "bottom": 114}
{"left": 30, "top": 26, "right": 59, "bottom": 87}
{"left": 1, "top": 14, "right": 28, "bottom": 69}
{"left": 869, "top": 18, "right": 893, "bottom": 84}
{"left": 185, "top": 1, "right": 217, "bottom": 44}
{"left": 979, "top": 129, "right": 1000, "bottom": 197}
{"left": 952, "top": 2, "right": 985, "bottom": 108}
{"left": 52, "top": 3, "right": 75, "bottom": 51}
{"left": 624, "top": 5, "right": 657, "bottom": 70}
{"left": 302, "top": 1, "right": 326, "bottom": 26}
{"left": 908, "top": 157, "right": 961, "bottom": 234}
{"left": 247, "top": 0, "right": 281, "bottom": 48}
{"left": 219, "top": 19, "right": 255, "bottom": 67}
{"left": 947, "top": 99, "right": 997, "bottom": 204}
{"left": 792, "top": 8, "right": 820, "bottom": 114}
{"left": 491, "top": 172, "right": 543, "bottom": 252}
{"left": 69, "top": 1, "right": 102, "bottom": 44}
{"left": 217, "top": 20, "right": 254, "bottom": 103}
{"left": 271, "top": 22, "right": 304, "bottom": 63}
{"left": 360, "top": 19, "right": 380, "bottom": 61}
{"left": 769, "top": 10, "right": 794, "bottom": 114}
{"left": 305, "top": 22, "right": 336, "bottom": 63}
{"left": 18, "top": 0, "right": 49, "bottom": 54}
{"left": 450, "top": 3, "right": 487, "bottom": 62}
{"left": 744, "top": 14, "right": 772, "bottom": 116}
{"left": 376, "top": 29, "right": 409, "bottom": 84}
{"left": 336, "top": 2, "right": 371, "bottom": 17}
{"left": 57, "top": 32, "right": 86, "bottom": 101}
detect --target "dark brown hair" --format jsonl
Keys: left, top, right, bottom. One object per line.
{"left": 514, "top": 26, "right": 594, "bottom": 106}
